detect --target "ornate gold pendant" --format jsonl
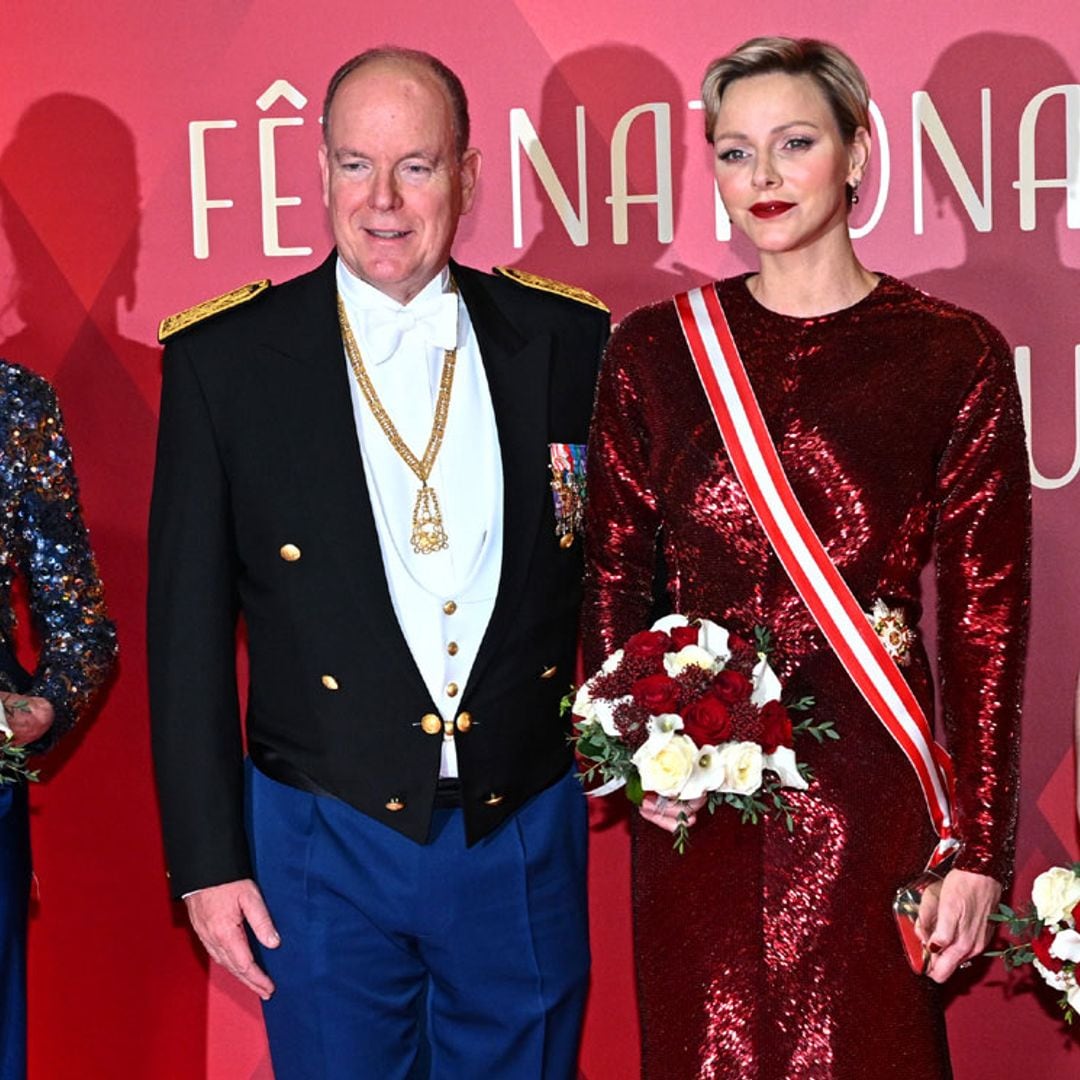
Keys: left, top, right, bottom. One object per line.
{"left": 411, "top": 483, "right": 449, "bottom": 554}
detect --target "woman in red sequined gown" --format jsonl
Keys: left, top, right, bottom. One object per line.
{"left": 582, "top": 38, "right": 1030, "bottom": 1079}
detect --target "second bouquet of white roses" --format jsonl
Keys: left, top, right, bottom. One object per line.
{"left": 570, "top": 614, "right": 836, "bottom": 851}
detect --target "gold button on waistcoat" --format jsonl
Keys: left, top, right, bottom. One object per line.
{"left": 446, "top": 682, "right": 459, "bottom": 698}
{"left": 442, "top": 719, "right": 455, "bottom": 737}
{"left": 447, "top": 641, "right": 459, "bottom": 656}
{"left": 483, "top": 792, "right": 505, "bottom": 807}
{"left": 420, "top": 713, "right": 442, "bottom": 736}
{"left": 443, "top": 600, "right": 457, "bottom": 615}
{"left": 455, "top": 712, "right": 472, "bottom": 733}
{"left": 385, "top": 797, "right": 405, "bottom": 812}
{"left": 321, "top": 674, "right": 339, "bottom": 691}
{"left": 559, "top": 533, "right": 574, "bottom": 549}
{"left": 279, "top": 543, "right": 301, "bottom": 562}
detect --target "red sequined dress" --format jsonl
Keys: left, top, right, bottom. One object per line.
{"left": 582, "top": 275, "right": 1030, "bottom": 1080}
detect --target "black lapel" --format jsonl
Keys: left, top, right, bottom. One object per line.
{"left": 452, "top": 262, "right": 552, "bottom": 692}
{"left": 258, "top": 253, "right": 434, "bottom": 695}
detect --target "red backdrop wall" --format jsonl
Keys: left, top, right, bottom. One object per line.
{"left": 3, "top": 2, "right": 1077, "bottom": 1076}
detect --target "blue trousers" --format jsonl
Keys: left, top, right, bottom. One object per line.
{"left": 246, "top": 765, "right": 590, "bottom": 1080}
{"left": 0, "top": 783, "right": 29, "bottom": 1080}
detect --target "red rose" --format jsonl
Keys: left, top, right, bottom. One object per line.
{"left": 759, "top": 700, "right": 793, "bottom": 754}
{"left": 669, "top": 625, "right": 700, "bottom": 650}
{"left": 681, "top": 695, "right": 733, "bottom": 747}
{"left": 712, "top": 669, "right": 752, "bottom": 705}
{"left": 728, "top": 634, "right": 751, "bottom": 652}
{"left": 631, "top": 673, "right": 681, "bottom": 715}
{"left": 624, "top": 630, "right": 672, "bottom": 667}
{"left": 1032, "top": 927, "right": 1065, "bottom": 973}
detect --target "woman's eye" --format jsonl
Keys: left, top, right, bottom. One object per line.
{"left": 784, "top": 136, "right": 814, "bottom": 151}
{"left": 717, "top": 148, "right": 747, "bottom": 163}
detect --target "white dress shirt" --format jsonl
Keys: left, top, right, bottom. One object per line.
{"left": 337, "top": 260, "right": 503, "bottom": 777}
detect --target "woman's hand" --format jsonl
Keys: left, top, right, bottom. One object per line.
{"left": 915, "top": 867, "right": 1002, "bottom": 983}
{"left": 639, "top": 792, "right": 707, "bottom": 833}
{"left": 1, "top": 693, "right": 55, "bottom": 747}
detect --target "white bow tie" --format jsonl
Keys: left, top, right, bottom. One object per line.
{"left": 362, "top": 291, "right": 459, "bottom": 363}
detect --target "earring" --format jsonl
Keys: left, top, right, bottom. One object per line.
{"left": 851, "top": 179, "right": 861, "bottom": 205}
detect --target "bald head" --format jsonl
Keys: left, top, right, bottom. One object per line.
{"left": 322, "top": 47, "right": 471, "bottom": 160}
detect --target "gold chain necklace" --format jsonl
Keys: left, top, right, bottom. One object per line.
{"left": 337, "top": 290, "right": 457, "bottom": 555}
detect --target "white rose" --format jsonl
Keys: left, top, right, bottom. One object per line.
{"left": 663, "top": 644, "right": 717, "bottom": 676}
{"left": 632, "top": 730, "right": 697, "bottom": 797}
{"left": 0, "top": 710, "right": 10, "bottom": 738}
{"left": 680, "top": 745, "right": 728, "bottom": 801}
{"left": 1032, "top": 866, "right": 1080, "bottom": 926}
{"left": 696, "top": 619, "right": 730, "bottom": 661}
{"left": 763, "top": 745, "right": 809, "bottom": 790}
{"left": 1050, "top": 928, "right": 1080, "bottom": 965}
{"left": 717, "top": 741, "right": 764, "bottom": 796}
{"left": 750, "top": 655, "right": 783, "bottom": 706}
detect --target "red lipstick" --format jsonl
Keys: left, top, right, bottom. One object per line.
{"left": 750, "top": 201, "right": 795, "bottom": 219}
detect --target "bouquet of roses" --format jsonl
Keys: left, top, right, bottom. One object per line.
{"left": 570, "top": 614, "right": 836, "bottom": 851}
{"left": 0, "top": 698, "right": 39, "bottom": 785}
{"left": 988, "top": 863, "right": 1080, "bottom": 1022}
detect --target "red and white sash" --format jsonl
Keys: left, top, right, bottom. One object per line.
{"left": 674, "top": 285, "right": 958, "bottom": 868}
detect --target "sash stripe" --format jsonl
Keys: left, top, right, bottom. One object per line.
{"left": 674, "top": 286, "right": 956, "bottom": 866}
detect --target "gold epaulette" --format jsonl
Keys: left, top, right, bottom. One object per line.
{"left": 493, "top": 266, "right": 609, "bottom": 313}
{"left": 158, "top": 280, "right": 271, "bottom": 342}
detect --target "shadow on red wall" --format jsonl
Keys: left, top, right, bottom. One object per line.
{"left": 0, "top": 94, "right": 206, "bottom": 1080}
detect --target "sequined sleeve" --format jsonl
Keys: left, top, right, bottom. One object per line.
{"left": 582, "top": 309, "right": 664, "bottom": 673}
{"left": 1, "top": 363, "right": 117, "bottom": 751}
{"left": 933, "top": 326, "right": 1030, "bottom": 884}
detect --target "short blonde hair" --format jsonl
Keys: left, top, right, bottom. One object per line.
{"left": 701, "top": 37, "right": 870, "bottom": 145}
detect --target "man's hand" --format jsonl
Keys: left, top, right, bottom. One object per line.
{"left": 1, "top": 693, "right": 54, "bottom": 747}
{"left": 639, "top": 792, "right": 707, "bottom": 833}
{"left": 916, "top": 867, "right": 1001, "bottom": 983}
{"left": 184, "top": 879, "right": 280, "bottom": 1000}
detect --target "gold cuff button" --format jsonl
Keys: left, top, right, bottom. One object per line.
{"left": 279, "top": 543, "right": 301, "bottom": 562}
{"left": 321, "top": 674, "right": 339, "bottom": 691}
{"left": 455, "top": 712, "right": 472, "bottom": 733}
{"left": 483, "top": 792, "right": 505, "bottom": 807}
{"left": 443, "top": 600, "right": 457, "bottom": 615}
{"left": 446, "top": 682, "right": 459, "bottom": 698}
{"left": 385, "top": 797, "right": 405, "bottom": 812}
{"left": 540, "top": 665, "right": 558, "bottom": 679}
{"left": 420, "top": 713, "right": 442, "bottom": 736}
{"left": 447, "top": 641, "right": 459, "bottom": 656}
{"left": 559, "top": 533, "right": 575, "bottom": 549}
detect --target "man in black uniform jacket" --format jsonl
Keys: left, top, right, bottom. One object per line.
{"left": 149, "top": 46, "right": 608, "bottom": 1079}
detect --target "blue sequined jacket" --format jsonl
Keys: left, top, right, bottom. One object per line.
{"left": 0, "top": 360, "right": 117, "bottom": 751}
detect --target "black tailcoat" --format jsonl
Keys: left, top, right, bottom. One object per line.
{"left": 148, "top": 254, "right": 608, "bottom": 896}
